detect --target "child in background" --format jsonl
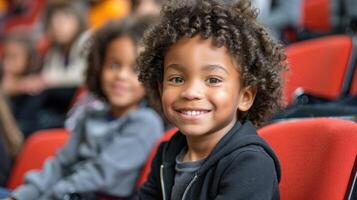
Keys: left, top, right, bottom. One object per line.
{"left": 7, "top": 16, "right": 164, "bottom": 200}
{"left": 1, "top": 34, "right": 42, "bottom": 97}
{"left": 0, "top": 92, "right": 23, "bottom": 188}
{"left": 0, "top": 34, "right": 50, "bottom": 137}
{"left": 137, "top": 0, "right": 286, "bottom": 199}
{"left": 131, "top": 0, "right": 163, "bottom": 17}
{"left": 40, "top": 2, "right": 88, "bottom": 89}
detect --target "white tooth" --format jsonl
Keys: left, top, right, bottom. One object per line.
{"left": 182, "top": 110, "right": 207, "bottom": 116}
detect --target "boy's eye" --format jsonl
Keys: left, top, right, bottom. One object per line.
{"left": 168, "top": 76, "right": 184, "bottom": 84}
{"left": 206, "top": 77, "right": 222, "bottom": 85}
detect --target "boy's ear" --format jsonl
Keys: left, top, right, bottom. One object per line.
{"left": 237, "top": 86, "right": 257, "bottom": 112}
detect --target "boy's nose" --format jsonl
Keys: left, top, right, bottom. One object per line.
{"left": 180, "top": 81, "right": 204, "bottom": 100}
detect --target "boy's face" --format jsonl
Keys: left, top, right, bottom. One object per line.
{"left": 101, "top": 36, "right": 145, "bottom": 117}
{"left": 162, "top": 36, "right": 255, "bottom": 138}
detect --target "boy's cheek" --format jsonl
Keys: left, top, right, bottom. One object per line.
{"left": 161, "top": 90, "right": 176, "bottom": 111}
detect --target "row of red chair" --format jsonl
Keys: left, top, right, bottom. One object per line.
{"left": 7, "top": 118, "right": 357, "bottom": 200}
{"left": 284, "top": 34, "right": 357, "bottom": 105}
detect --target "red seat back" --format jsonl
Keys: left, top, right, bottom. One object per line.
{"left": 136, "top": 128, "right": 178, "bottom": 187}
{"left": 7, "top": 129, "right": 70, "bottom": 190}
{"left": 300, "top": 0, "right": 332, "bottom": 32}
{"left": 350, "top": 70, "right": 357, "bottom": 95}
{"left": 258, "top": 118, "right": 357, "bottom": 200}
{"left": 284, "top": 35, "right": 352, "bottom": 104}
{"left": 4, "top": 0, "right": 46, "bottom": 33}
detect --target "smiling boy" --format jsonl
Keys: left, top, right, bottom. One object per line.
{"left": 136, "top": 0, "right": 287, "bottom": 199}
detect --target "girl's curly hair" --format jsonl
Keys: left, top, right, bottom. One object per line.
{"left": 137, "top": 0, "right": 287, "bottom": 127}
{"left": 86, "top": 16, "right": 156, "bottom": 100}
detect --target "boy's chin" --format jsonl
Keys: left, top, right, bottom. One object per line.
{"left": 178, "top": 125, "right": 208, "bottom": 137}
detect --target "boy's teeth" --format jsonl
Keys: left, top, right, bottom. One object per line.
{"left": 182, "top": 110, "right": 206, "bottom": 116}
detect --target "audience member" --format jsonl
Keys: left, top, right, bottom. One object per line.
{"left": 6, "top": 16, "right": 164, "bottom": 200}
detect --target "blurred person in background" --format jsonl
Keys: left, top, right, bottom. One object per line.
{"left": 340, "top": 0, "right": 357, "bottom": 33}
{"left": 259, "top": 0, "right": 302, "bottom": 38}
{"left": 9, "top": 1, "right": 92, "bottom": 135}
{"left": 0, "top": 91, "right": 23, "bottom": 189}
{"left": 40, "top": 1, "right": 88, "bottom": 89}
{"left": 131, "top": 0, "right": 162, "bottom": 17}
{"left": 0, "top": 34, "right": 42, "bottom": 97}
{"left": 5, "top": 16, "right": 164, "bottom": 200}
{"left": 0, "top": 34, "right": 50, "bottom": 137}
{"left": 220, "top": 0, "right": 300, "bottom": 40}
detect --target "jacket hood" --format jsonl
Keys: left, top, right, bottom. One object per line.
{"left": 162, "top": 121, "right": 281, "bottom": 181}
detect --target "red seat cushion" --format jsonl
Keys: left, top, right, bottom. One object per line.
{"left": 7, "top": 129, "right": 69, "bottom": 190}
{"left": 258, "top": 118, "right": 357, "bottom": 200}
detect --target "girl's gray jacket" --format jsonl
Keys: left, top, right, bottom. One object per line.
{"left": 12, "top": 106, "right": 164, "bottom": 200}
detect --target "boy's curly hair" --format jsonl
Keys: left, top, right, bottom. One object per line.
{"left": 86, "top": 16, "right": 156, "bottom": 100}
{"left": 137, "top": 0, "right": 287, "bottom": 127}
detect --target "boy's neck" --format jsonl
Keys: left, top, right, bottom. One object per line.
{"left": 183, "top": 121, "right": 236, "bottom": 162}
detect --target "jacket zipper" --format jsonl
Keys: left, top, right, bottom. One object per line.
{"left": 160, "top": 164, "right": 167, "bottom": 200}
{"left": 181, "top": 174, "right": 198, "bottom": 200}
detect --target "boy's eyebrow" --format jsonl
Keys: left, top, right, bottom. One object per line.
{"left": 165, "top": 64, "right": 229, "bottom": 74}
{"left": 165, "top": 63, "right": 184, "bottom": 71}
{"left": 203, "top": 64, "right": 229, "bottom": 74}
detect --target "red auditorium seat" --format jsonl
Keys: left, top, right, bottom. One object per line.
{"left": 350, "top": 74, "right": 357, "bottom": 95}
{"left": 136, "top": 128, "right": 178, "bottom": 187}
{"left": 347, "top": 38, "right": 357, "bottom": 95}
{"left": 300, "top": 0, "right": 332, "bottom": 32}
{"left": 284, "top": 35, "right": 353, "bottom": 105}
{"left": 7, "top": 129, "right": 69, "bottom": 190}
{"left": 258, "top": 118, "right": 357, "bottom": 200}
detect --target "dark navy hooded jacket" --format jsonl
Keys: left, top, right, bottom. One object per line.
{"left": 138, "top": 121, "right": 281, "bottom": 200}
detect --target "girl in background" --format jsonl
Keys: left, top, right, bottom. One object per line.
{"left": 7, "top": 16, "right": 164, "bottom": 200}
